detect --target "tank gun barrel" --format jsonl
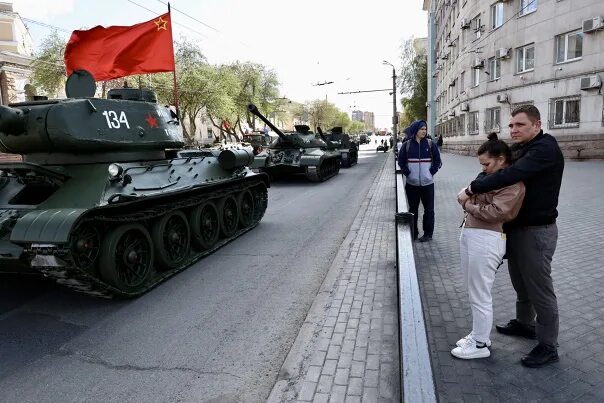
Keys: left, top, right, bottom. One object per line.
{"left": 316, "top": 127, "right": 336, "bottom": 148}
{"left": 247, "top": 104, "right": 288, "bottom": 141}
{"left": 0, "top": 105, "right": 26, "bottom": 135}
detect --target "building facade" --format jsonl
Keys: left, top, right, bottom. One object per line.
{"left": 363, "top": 111, "right": 375, "bottom": 130}
{"left": 352, "top": 109, "right": 364, "bottom": 122}
{"left": 423, "top": 0, "right": 604, "bottom": 158}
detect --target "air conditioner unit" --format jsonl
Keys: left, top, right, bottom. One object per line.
{"left": 460, "top": 103, "right": 469, "bottom": 112}
{"left": 580, "top": 75, "right": 602, "bottom": 90}
{"left": 496, "top": 94, "right": 509, "bottom": 103}
{"left": 583, "top": 16, "right": 603, "bottom": 33}
{"left": 460, "top": 18, "right": 471, "bottom": 29}
{"left": 472, "top": 58, "right": 484, "bottom": 68}
{"left": 496, "top": 48, "right": 511, "bottom": 59}
{"left": 441, "top": 53, "right": 449, "bottom": 60}
{"left": 449, "top": 110, "right": 456, "bottom": 117}
{"left": 449, "top": 80, "right": 456, "bottom": 87}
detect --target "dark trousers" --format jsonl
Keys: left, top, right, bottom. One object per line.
{"left": 405, "top": 182, "right": 434, "bottom": 238}
{"left": 506, "top": 224, "right": 559, "bottom": 347}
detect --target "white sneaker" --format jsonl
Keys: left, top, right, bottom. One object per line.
{"left": 456, "top": 332, "right": 491, "bottom": 348}
{"left": 451, "top": 337, "right": 491, "bottom": 359}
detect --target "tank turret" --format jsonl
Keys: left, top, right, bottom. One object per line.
{"left": 319, "top": 127, "right": 358, "bottom": 168}
{"left": 0, "top": 98, "right": 183, "bottom": 164}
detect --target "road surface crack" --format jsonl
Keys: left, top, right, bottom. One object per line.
{"left": 58, "top": 347, "right": 241, "bottom": 379}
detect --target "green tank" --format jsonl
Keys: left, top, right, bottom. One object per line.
{"left": 247, "top": 104, "right": 341, "bottom": 182}
{"left": 0, "top": 72, "right": 269, "bottom": 298}
{"left": 318, "top": 127, "right": 358, "bottom": 168}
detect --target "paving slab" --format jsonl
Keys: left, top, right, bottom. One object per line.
{"left": 267, "top": 151, "right": 400, "bottom": 402}
{"left": 414, "top": 153, "right": 604, "bottom": 402}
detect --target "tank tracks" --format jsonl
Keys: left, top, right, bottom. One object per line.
{"left": 304, "top": 157, "right": 341, "bottom": 182}
{"left": 28, "top": 177, "right": 268, "bottom": 298}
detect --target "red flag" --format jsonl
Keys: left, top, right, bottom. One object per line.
{"left": 64, "top": 12, "right": 175, "bottom": 81}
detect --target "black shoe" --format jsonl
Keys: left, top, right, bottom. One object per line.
{"left": 418, "top": 235, "right": 432, "bottom": 242}
{"left": 521, "top": 343, "right": 559, "bottom": 368}
{"left": 495, "top": 319, "right": 536, "bottom": 339}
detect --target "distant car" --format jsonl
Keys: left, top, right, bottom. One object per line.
{"left": 359, "top": 134, "right": 369, "bottom": 144}
{"left": 376, "top": 144, "right": 389, "bottom": 152}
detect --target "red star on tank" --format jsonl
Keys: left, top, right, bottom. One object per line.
{"left": 146, "top": 113, "right": 158, "bottom": 128}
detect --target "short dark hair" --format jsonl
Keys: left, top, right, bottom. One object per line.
{"left": 477, "top": 132, "right": 511, "bottom": 163}
{"left": 511, "top": 104, "right": 541, "bottom": 123}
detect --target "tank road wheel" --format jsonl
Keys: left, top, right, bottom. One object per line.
{"left": 69, "top": 222, "right": 101, "bottom": 274}
{"left": 238, "top": 189, "right": 255, "bottom": 228}
{"left": 100, "top": 223, "right": 154, "bottom": 294}
{"left": 251, "top": 184, "right": 268, "bottom": 224}
{"left": 190, "top": 201, "right": 220, "bottom": 250}
{"left": 218, "top": 195, "right": 239, "bottom": 237}
{"left": 151, "top": 210, "right": 191, "bottom": 270}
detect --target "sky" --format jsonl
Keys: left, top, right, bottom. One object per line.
{"left": 12, "top": 0, "right": 427, "bottom": 129}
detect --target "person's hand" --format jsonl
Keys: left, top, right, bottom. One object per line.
{"left": 457, "top": 188, "right": 470, "bottom": 205}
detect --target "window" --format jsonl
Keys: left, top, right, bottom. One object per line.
{"left": 549, "top": 96, "right": 580, "bottom": 128}
{"left": 485, "top": 107, "right": 501, "bottom": 132}
{"left": 472, "top": 67, "right": 480, "bottom": 87}
{"left": 461, "top": 27, "right": 467, "bottom": 49}
{"left": 488, "top": 57, "right": 501, "bottom": 80}
{"left": 457, "top": 114, "right": 466, "bottom": 136}
{"left": 468, "top": 111, "right": 479, "bottom": 134}
{"left": 555, "top": 30, "right": 583, "bottom": 64}
{"left": 516, "top": 44, "right": 535, "bottom": 73}
{"left": 472, "top": 15, "right": 482, "bottom": 39}
{"left": 490, "top": 2, "right": 503, "bottom": 29}
{"left": 460, "top": 71, "right": 465, "bottom": 93}
{"left": 519, "top": 0, "right": 537, "bottom": 16}
{"left": 207, "top": 127, "right": 213, "bottom": 139}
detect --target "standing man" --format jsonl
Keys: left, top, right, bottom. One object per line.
{"left": 457, "top": 105, "right": 564, "bottom": 368}
{"left": 398, "top": 120, "right": 442, "bottom": 242}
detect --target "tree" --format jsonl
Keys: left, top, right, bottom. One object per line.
{"left": 306, "top": 99, "right": 340, "bottom": 131}
{"left": 348, "top": 121, "right": 366, "bottom": 134}
{"left": 398, "top": 38, "right": 428, "bottom": 129}
{"left": 30, "top": 31, "right": 67, "bottom": 97}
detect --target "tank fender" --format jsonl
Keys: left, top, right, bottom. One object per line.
{"left": 250, "top": 155, "right": 269, "bottom": 169}
{"left": 299, "top": 154, "right": 322, "bottom": 166}
{"left": 10, "top": 208, "right": 87, "bottom": 243}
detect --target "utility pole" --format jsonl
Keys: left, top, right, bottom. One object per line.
{"left": 383, "top": 61, "right": 398, "bottom": 142}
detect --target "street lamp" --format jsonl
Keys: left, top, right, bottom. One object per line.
{"left": 383, "top": 61, "right": 398, "bottom": 142}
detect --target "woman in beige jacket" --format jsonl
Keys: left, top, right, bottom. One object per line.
{"left": 451, "top": 133, "right": 526, "bottom": 360}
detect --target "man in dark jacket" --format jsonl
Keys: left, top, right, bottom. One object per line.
{"left": 398, "top": 120, "right": 442, "bottom": 242}
{"left": 457, "top": 105, "right": 564, "bottom": 368}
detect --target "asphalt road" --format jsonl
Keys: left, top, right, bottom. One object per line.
{"left": 0, "top": 146, "right": 389, "bottom": 403}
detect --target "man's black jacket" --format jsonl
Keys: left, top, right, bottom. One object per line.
{"left": 470, "top": 131, "right": 564, "bottom": 228}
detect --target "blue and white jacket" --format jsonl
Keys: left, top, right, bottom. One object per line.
{"left": 397, "top": 138, "right": 442, "bottom": 186}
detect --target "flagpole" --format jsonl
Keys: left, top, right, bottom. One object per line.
{"left": 168, "top": 3, "right": 179, "bottom": 121}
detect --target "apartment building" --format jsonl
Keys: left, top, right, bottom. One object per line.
{"left": 423, "top": 0, "right": 604, "bottom": 158}
{"left": 363, "top": 111, "right": 375, "bottom": 130}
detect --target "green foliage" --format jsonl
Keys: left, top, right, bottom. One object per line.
{"left": 306, "top": 99, "right": 341, "bottom": 131}
{"left": 348, "top": 121, "right": 366, "bottom": 134}
{"left": 30, "top": 31, "right": 67, "bottom": 97}
{"left": 398, "top": 38, "right": 428, "bottom": 127}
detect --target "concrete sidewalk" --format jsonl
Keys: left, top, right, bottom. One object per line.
{"left": 414, "top": 153, "right": 604, "bottom": 402}
{"left": 268, "top": 154, "right": 400, "bottom": 402}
